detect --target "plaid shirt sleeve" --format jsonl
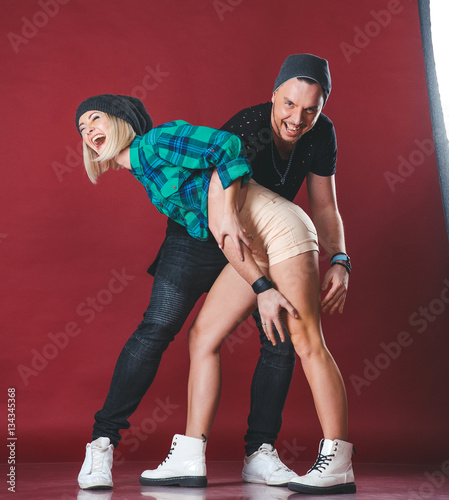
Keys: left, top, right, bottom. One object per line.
{"left": 153, "top": 120, "right": 252, "bottom": 187}
{"left": 129, "top": 121, "right": 252, "bottom": 240}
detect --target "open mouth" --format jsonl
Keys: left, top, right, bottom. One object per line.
{"left": 91, "top": 134, "right": 106, "bottom": 149}
{"left": 284, "top": 122, "right": 302, "bottom": 134}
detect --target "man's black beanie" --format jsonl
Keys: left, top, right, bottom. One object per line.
{"left": 273, "top": 54, "right": 331, "bottom": 105}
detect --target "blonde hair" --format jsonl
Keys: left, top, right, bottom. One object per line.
{"left": 83, "top": 114, "right": 136, "bottom": 184}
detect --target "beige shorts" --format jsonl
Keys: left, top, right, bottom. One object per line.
{"left": 240, "top": 180, "right": 319, "bottom": 268}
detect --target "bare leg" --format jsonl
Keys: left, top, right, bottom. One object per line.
{"left": 186, "top": 263, "right": 259, "bottom": 439}
{"left": 186, "top": 171, "right": 271, "bottom": 440}
{"left": 269, "top": 251, "right": 348, "bottom": 440}
{"left": 186, "top": 172, "right": 301, "bottom": 441}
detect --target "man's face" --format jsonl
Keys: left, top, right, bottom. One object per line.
{"left": 271, "top": 78, "right": 324, "bottom": 147}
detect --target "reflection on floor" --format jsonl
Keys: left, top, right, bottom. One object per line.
{"left": 3, "top": 461, "right": 449, "bottom": 500}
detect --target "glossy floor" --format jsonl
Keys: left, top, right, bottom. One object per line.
{"left": 3, "top": 461, "right": 449, "bottom": 499}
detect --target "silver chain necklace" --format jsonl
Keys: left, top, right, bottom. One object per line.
{"left": 270, "top": 126, "right": 298, "bottom": 186}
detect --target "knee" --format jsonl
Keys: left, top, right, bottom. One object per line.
{"left": 290, "top": 328, "right": 326, "bottom": 362}
{"left": 129, "top": 316, "right": 178, "bottom": 354}
{"left": 187, "top": 323, "right": 200, "bottom": 350}
{"left": 134, "top": 322, "right": 172, "bottom": 343}
{"left": 188, "top": 322, "right": 220, "bottom": 359}
{"left": 188, "top": 323, "right": 205, "bottom": 357}
{"left": 260, "top": 335, "right": 296, "bottom": 368}
{"left": 259, "top": 321, "right": 295, "bottom": 354}
{"left": 123, "top": 331, "right": 170, "bottom": 363}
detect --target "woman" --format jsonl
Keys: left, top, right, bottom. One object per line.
{"left": 76, "top": 94, "right": 355, "bottom": 495}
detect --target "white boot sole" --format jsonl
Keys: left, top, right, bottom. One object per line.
{"left": 139, "top": 475, "right": 207, "bottom": 488}
{"left": 78, "top": 479, "right": 113, "bottom": 490}
{"left": 288, "top": 481, "right": 356, "bottom": 495}
{"left": 242, "top": 472, "right": 290, "bottom": 486}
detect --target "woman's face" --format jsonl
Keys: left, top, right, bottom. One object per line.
{"left": 78, "top": 111, "right": 110, "bottom": 154}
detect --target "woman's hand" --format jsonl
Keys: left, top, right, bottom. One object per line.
{"left": 216, "top": 209, "right": 252, "bottom": 261}
{"left": 257, "top": 288, "right": 298, "bottom": 346}
{"left": 321, "top": 264, "right": 349, "bottom": 315}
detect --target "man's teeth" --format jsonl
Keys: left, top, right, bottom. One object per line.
{"left": 285, "top": 124, "right": 300, "bottom": 132}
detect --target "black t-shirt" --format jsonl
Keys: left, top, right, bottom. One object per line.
{"left": 148, "top": 102, "right": 337, "bottom": 275}
{"left": 220, "top": 102, "right": 337, "bottom": 201}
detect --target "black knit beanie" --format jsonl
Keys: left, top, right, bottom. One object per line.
{"left": 273, "top": 54, "right": 331, "bottom": 105}
{"left": 76, "top": 94, "right": 153, "bottom": 135}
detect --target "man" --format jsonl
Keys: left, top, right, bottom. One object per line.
{"left": 221, "top": 54, "right": 353, "bottom": 494}
{"left": 78, "top": 53, "right": 350, "bottom": 492}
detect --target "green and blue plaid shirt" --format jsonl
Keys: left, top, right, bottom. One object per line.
{"left": 129, "top": 120, "right": 252, "bottom": 240}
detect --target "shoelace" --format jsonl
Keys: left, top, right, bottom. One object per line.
{"left": 260, "top": 447, "right": 291, "bottom": 472}
{"left": 308, "top": 452, "right": 334, "bottom": 473}
{"left": 91, "top": 446, "right": 106, "bottom": 473}
{"left": 158, "top": 445, "right": 174, "bottom": 468}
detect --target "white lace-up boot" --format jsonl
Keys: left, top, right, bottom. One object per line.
{"left": 78, "top": 437, "right": 114, "bottom": 490}
{"left": 140, "top": 434, "right": 207, "bottom": 487}
{"left": 242, "top": 443, "right": 299, "bottom": 486}
{"left": 288, "top": 438, "right": 356, "bottom": 494}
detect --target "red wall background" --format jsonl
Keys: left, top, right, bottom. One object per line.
{"left": 1, "top": 0, "right": 448, "bottom": 467}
